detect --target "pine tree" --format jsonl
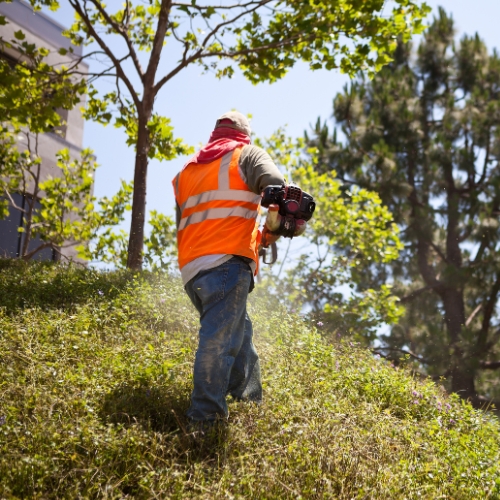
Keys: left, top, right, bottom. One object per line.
{"left": 307, "top": 8, "right": 500, "bottom": 406}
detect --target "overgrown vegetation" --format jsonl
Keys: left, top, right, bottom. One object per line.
{"left": 1, "top": 262, "right": 499, "bottom": 499}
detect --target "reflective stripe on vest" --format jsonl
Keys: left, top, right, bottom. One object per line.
{"left": 174, "top": 172, "right": 180, "bottom": 196}
{"left": 218, "top": 151, "right": 232, "bottom": 190}
{"left": 179, "top": 205, "right": 259, "bottom": 231}
{"left": 180, "top": 190, "right": 261, "bottom": 214}
{"left": 177, "top": 150, "right": 260, "bottom": 231}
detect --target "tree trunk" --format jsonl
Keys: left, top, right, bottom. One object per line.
{"left": 441, "top": 288, "right": 476, "bottom": 399}
{"left": 441, "top": 152, "right": 477, "bottom": 399}
{"left": 21, "top": 161, "right": 42, "bottom": 258}
{"left": 127, "top": 108, "right": 151, "bottom": 270}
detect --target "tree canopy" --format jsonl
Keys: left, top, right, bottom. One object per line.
{"left": 307, "top": 8, "right": 500, "bottom": 406}
{"left": 46, "top": 0, "right": 429, "bottom": 269}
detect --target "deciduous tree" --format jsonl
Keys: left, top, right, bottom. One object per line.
{"left": 58, "top": 0, "right": 429, "bottom": 270}
{"left": 0, "top": 18, "right": 94, "bottom": 259}
{"left": 256, "top": 130, "right": 404, "bottom": 340}
{"left": 0, "top": 14, "right": 129, "bottom": 262}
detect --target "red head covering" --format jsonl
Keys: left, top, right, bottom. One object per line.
{"left": 183, "top": 113, "right": 252, "bottom": 167}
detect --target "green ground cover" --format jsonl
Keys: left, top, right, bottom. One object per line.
{"left": 0, "top": 261, "right": 499, "bottom": 499}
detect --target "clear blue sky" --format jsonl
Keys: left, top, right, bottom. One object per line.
{"left": 43, "top": 0, "right": 500, "bottom": 232}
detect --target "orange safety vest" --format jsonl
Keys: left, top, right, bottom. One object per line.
{"left": 172, "top": 147, "right": 262, "bottom": 273}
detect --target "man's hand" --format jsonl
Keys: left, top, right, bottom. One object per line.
{"left": 263, "top": 204, "right": 308, "bottom": 238}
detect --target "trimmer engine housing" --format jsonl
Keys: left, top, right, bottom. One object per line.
{"left": 261, "top": 184, "right": 316, "bottom": 221}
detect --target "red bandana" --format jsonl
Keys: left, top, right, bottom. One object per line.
{"left": 183, "top": 127, "right": 251, "bottom": 168}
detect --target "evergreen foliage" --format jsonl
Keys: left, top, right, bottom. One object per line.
{"left": 306, "top": 9, "right": 500, "bottom": 405}
{"left": 0, "top": 261, "right": 499, "bottom": 498}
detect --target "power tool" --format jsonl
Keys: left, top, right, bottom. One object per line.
{"left": 259, "top": 184, "right": 316, "bottom": 264}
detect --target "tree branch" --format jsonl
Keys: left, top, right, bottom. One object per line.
{"left": 458, "top": 224, "right": 473, "bottom": 243}
{"left": 399, "top": 285, "right": 436, "bottom": 304}
{"left": 465, "top": 303, "right": 482, "bottom": 327}
{"left": 67, "top": 0, "right": 141, "bottom": 109}
{"left": 3, "top": 190, "right": 25, "bottom": 212}
{"left": 145, "top": 0, "right": 172, "bottom": 94}
{"left": 172, "top": 0, "right": 266, "bottom": 10}
{"left": 156, "top": 1, "right": 272, "bottom": 94}
{"left": 430, "top": 241, "right": 447, "bottom": 263}
{"left": 88, "top": 0, "right": 145, "bottom": 79}
{"left": 372, "top": 346, "right": 428, "bottom": 364}
{"left": 123, "top": 0, "right": 131, "bottom": 28}
{"left": 21, "top": 242, "right": 53, "bottom": 261}
{"left": 471, "top": 236, "right": 490, "bottom": 265}
{"left": 476, "top": 132, "right": 490, "bottom": 187}
{"left": 479, "top": 360, "right": 500, "bottom": 370}
{"left": 476, "top": 273, "right": 500, "bottom": 353}
{"left": 154, "top": 27, "right": 333, "bottom": 93}
{"left": 49, "top": 49, "right": 104, "bottom": 72}
{"left": 199, "top": 0, "right": 272, "bottom": 50}
{"left": 484, "top": 327, "right": 500, "bottom": 353}
{"left": 76, "top": 69, "right": 118, "bottom": 80}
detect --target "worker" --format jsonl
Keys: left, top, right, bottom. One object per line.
{"left": 172, "top": 111, "right": 297, "bottom": 430}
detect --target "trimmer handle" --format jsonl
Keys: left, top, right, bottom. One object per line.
{"left": 258, "top": 242, "right": 278, "bottom": 265}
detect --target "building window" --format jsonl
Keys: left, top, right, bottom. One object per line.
{"left": 0, "top": 194, "right": 56, "bottom": 261}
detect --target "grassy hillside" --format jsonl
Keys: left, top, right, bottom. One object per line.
{"left": 0, "top": 261, "right": 499, "bottom": 499}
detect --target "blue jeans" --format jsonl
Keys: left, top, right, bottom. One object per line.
{"left": 184, "top": 257, "right": 262, "bottom": 422}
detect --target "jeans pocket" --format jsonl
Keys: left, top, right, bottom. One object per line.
{"left": 192, "top": 266, "right": 228, "bottom": 305}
